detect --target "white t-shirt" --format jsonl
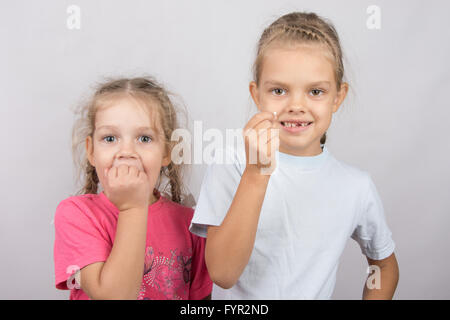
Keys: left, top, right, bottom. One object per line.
{"left": 189, "top": 141, "right": 395, "bottom": 300}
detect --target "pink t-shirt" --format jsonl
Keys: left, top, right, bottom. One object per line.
{"left": 53, "top": 191, "right": 212, "bottom": 300}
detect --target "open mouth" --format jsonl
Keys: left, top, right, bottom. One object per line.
{"left": 280, "top": 121, "right": 313, "bottom": 128}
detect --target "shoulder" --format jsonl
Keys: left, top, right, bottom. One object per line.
{"left": 54, "top": 193, "right": 107, "bottom": 225}
{"left": 325, "top": 156, "right": 377, "bottom": 205}
{"left": 159, "top": 196, "right": 195, "bottom": 223}
{"left": 200, "top": 142, "right": 246, "bottom": 184}
{"left": 329, "top": 157, "right": 384, "bottom": 213}
{"left": 207, "top": 135, "right": 247, "bottom": 172}
{"left": 328, "top": 155, "right": 372, "bottom": 186}
{"left": 56, "top": 193, "right": 103, "bottom": 211}
{"left": 158, "top": 196, "right": 204, "bottom": 242}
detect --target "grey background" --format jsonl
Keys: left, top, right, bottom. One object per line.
{"left": 1, "top": 0, "right": 449, "bottom": 299}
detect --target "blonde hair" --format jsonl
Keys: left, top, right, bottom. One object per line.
{"left": 253, "top": 12, "right": 346, "bottom": 145}
{"left": 72, "top": 76, "right": 186, "bottom": 204}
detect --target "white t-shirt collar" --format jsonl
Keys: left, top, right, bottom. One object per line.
{"left": 276, "top": 145, "right": 330, "bottom": 170}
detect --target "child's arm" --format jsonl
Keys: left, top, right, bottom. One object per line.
{"left": 205, "top": 112, "right": 277, "bottom": 289}
{"left": 79, "top": 207, "right": 147, "bottom": 300}
{"left": 79, "top": 165, "right": 151, "bottom": 300}
{"left": 206, "top": 170, "right": 270, "bottom": 289}
{"left": 362, "top": 252, "right": 399, "bottom": 300}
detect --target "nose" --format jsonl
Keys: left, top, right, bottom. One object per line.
{"left": 116, "top": 140, "right": 138, "bottom": 160}
{"left": 287, "top": 105, "right": 305, "bottom": 114}
{"left": 117, "top": 151, "right": 137, "bottom": 160}
{"left": 286, "top": 93, "right": 307, "bottom": 114}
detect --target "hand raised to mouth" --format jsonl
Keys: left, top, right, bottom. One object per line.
{"left": 112, "top": 159, "right": 144, "bottom": 172}
{"left": 243, "top": 111, "right": 280, "bottom": 176}
{"left": 103, "top": 164, "right": 151, "bottom": 212}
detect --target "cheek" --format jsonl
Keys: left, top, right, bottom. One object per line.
{"left": 259, "top": 95, "right": 285, "bottom": 112}
{"left": 141, "top": 149, "right": 165, "bottom": 173}
{"left": 312, "top": 99, "right": 334, "bottom": 117}
{"left": 312, "top": 109, "right": 333, "bottom": 132}
{"left": 91, "top": 153, "right": 111, "bottom": 185}
{"left": 93, "top": 147, "right": 115, "bottom": 167}
{"left": 142, "top": 158, "right": 164, "bottom": 189}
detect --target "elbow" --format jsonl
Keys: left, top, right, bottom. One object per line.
{"left": 208, "top": 270, "right": 237, "bottom": 290}
{"left": 205, "top": 229, "right": 239, "bottom": 290}
{"left": 217, "top": 279, "right": 237, "bottom": 290}
{"left": 205, "top": 254, "right": 238, "bottom": 290}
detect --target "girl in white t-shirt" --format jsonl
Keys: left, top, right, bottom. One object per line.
{"left": 190, "top": 12, "right": 399, "bottom": 299}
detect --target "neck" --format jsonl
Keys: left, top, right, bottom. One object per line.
{"left": 279, "top": 142, "right": 324, "bottom": 157}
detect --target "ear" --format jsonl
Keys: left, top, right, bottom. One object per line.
{"left": 332, "top": 82, "right": 349, "bottom": 113}
{"left": 86, "top": 136, "right": 95, "bottom": 167}
{"left": 162, "top": 146, "right": 172, "bottom": 167}
{"left": 162, "top": 155, "right": 171, "bottom": 167}
{"left": 249, "top": 81, "right": 262, "bottom": 112}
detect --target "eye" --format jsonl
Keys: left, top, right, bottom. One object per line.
{"left": 271, "top": 88, "right": 287, "bottom": 96}
{"left": 103, "top": 135, "right": 116, "bottom": 143}
{"left": 310, "top": 89, "right": 325, "bottom": 97}
{"left": 139, "top": 135, "right": 152, "bottom": 143}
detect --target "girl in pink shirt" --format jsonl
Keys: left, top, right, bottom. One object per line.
{"left": 53, "top": 77, "right": 212, "bottom": 300}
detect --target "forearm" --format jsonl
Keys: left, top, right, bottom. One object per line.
{"left": 98, "top": 207, "right": 148, "bottom": 299}
{"left": 205, "top": 169, "right": 270, "bottom": 289}
{"left": 362, "top": 264, "right": 399, "bottom": 300}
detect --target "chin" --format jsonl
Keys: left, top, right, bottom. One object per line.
{"left": 279, "top": 143, "right": 306, "bottom": 154}
{"left": 279, "top": 138, "right": 309, "bottom": 150}
{"left": 279, "top": 140, "right": 320, "bottom": 154}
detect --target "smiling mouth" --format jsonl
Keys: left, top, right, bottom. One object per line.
{"left": 280, "top": 121, "right": 313, "bottom": 128}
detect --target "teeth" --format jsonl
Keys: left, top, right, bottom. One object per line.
{"left": 283, "top": 122, "right": 310, "bottom": 128}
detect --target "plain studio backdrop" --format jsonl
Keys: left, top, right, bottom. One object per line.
{"left": 0, "top": 0, "right": 449, "bottom": 299}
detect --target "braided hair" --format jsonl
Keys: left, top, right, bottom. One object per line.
{"left": 252, "top": 12, "right": 346, "bottom": 145}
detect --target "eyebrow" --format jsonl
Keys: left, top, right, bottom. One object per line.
{"left": 263, "top": 80, "right": 331, "bottom": 87}
{"left": 96, "top": 125, "right": 155, "bottom": 132}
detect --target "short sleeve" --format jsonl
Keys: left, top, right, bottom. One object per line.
{"left": 188, "top": 234, "right": 213, "bottom": 299}
{"left": 351, "top": 174, "right": 396, "bottom": 260}
{"left": 53, "top": 199, "right": 111, "bottom": 290}
{"left": 189, "top": 146, "right": 244, "bottom": 238}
